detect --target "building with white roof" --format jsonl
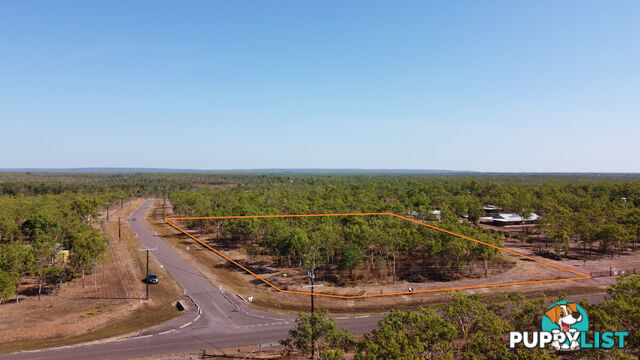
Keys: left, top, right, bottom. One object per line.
{"left": 481, "top": 212, "right": 539, "bottom": 226}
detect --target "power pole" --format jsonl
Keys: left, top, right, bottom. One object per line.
{"left": 310, "top": 269, "right": 315, "bottom": 314}
{"left": 302, "top": 267, "right": 323, "bottom": 360}
{"left": 309, "top": 269, "right": 315, "bottom": 360}
{"left": 138, "top": 247, "right": 157, "bottom": 300}
{"left": 163, "top": 188, "right": 168, "bottom": 219}
{"left": 118, "top": 217, "right": 121, "bottom": 243}
{"left": 93, "top": 260, "right": 97, "bottom": 293}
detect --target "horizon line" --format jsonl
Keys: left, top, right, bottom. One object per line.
{"left": 1, "top": 167, "right": 640, "bottom": 175}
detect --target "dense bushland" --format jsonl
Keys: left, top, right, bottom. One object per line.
{"left": 169, "top": 179, "right": 640, "bottom": 281}
{"left": 2, "top": 173, "right": 639, "bottom": 300}
{"left": 0, "top": 193, "right": 112, "bottom": 302}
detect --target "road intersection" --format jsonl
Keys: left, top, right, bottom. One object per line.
{"left": 1, "top": 200, "right": 607, "bottom": 360}
{"left": 1, "top": 200, "right": 379, "bottom": 360}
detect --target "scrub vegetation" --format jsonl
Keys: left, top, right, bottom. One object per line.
{"left": 2, "top": 172, "right": 640, "bottom": 301}
{"left": 169, "top": 177, "right": 640, "bottom": 285}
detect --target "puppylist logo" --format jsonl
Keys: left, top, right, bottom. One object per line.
{"left": 509, "top": 301, "right": 628, "bottom": 351}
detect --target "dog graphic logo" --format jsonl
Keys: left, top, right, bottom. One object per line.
{"left": 541, "top": 301, "right": 589, "bottom": 351}
{"left": 511, "top": 300, "right": 626, "bottom": 350}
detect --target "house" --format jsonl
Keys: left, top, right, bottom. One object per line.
{"left": 483, "top": 205, "right": 502, "bottom": 215}
{"left": 482, "top": 213, "right": 539, "bottom": 226}
{"left": 54, "top": 250, "right": 69, "bottom": 264}
{"left": 410, "top": 209, "right": 441, "bottom": 220}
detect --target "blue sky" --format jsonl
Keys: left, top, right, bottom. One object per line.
{"left": 1, "top": 1, "right": 638, "bottom": 172}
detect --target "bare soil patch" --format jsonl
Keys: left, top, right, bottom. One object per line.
{"left": 479, "top": 224, "right": 640, "bottom": 286}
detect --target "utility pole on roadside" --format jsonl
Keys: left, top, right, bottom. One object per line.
{"left": 302, "top": 267, "right": 324, "bottom": 360}
{"left": 309, "top": 268, "right": 315, "bottom": 314}
{"left": 163, "top": 188, "right": 168, "bottom": 218}
{"left": 93, "top": 258, "right": 98, "bottom": 293}
{"left": 138, "top": 247, "right": 157, "bottom": 300}
{"left": 118, "top": 217, "right": 121, "bottom": 243}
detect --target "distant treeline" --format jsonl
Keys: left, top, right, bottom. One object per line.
{"left": 2, "top": 172, "right": 640, "bottom": 197}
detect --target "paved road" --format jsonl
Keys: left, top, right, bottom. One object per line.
{"left": 1, "top": 200, "right": 609, "bottom": 360}
{"left": 1, "top": 200, "right": 380, "bottom": 360}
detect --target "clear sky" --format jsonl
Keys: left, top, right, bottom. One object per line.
{"left": 1, "top": 1, "right": 638, "bottom": 172}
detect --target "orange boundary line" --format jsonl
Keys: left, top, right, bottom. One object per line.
{"left": 164, "top": 213, "right": 591, "bottom": 299}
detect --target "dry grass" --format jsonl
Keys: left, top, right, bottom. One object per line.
{"left": 131, "top": 343, "right": 286, "bottom": 360}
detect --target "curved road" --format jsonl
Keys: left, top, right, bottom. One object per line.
{"left": 1, "top": 200, "right": 380, "bottom": 360}
{"left": 2, "top": 200, "right": 608, "bottom": 359}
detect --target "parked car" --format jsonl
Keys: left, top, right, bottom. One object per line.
{"left": 147, "top": 273, "right": 158, "bottom": 284}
